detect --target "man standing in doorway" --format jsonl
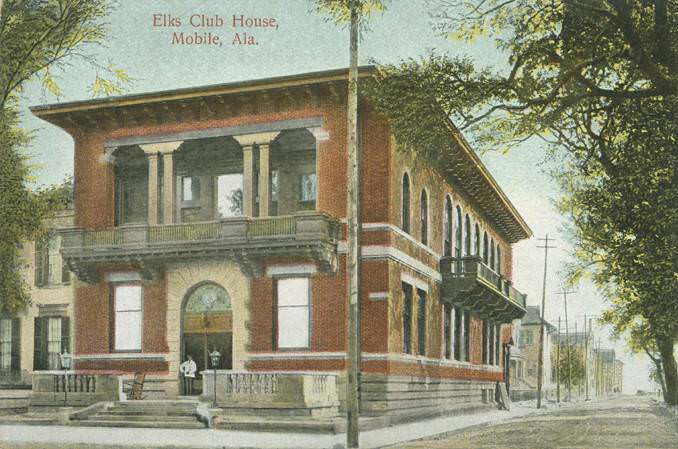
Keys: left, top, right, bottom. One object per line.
{"left": 180, "top": 355, "right": 197, "bottom": 395}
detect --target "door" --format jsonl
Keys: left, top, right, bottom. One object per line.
{"left": 181, "top": 283, "right": 233, "bottom": 395}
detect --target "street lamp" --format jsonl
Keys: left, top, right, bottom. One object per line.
{"left": 60, "top": 350, "right": 73, "bottom": 406}
{"left": 209, "top": 349, "right": 221, "bottom": 408}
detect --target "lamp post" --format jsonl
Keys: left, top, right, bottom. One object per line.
{"left": 59, "top": 350, "right": 73, "bottom": 406}
{"left": 209, "top": 349, "right": 221, "bottom": 408}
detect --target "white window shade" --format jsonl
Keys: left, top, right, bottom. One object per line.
{"left": 277, "top": 278, "right": 310, "bottom": 349}
{"left": 114, "top": 285, "right": 142, "bottom": 351}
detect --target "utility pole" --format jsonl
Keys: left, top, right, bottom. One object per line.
{"left": 556, "top": 316, "right": 561, "bottom": 403}
{"left": 585, "top": 317, "right": 590, "bottom": 401}
{"left": 556, "top": 288, "right": 575, "bottom": 401}
{"left": 575, "top": 321, "right": 580, "bottom": 399}
{"left": 346, "top": 1, "right": 361, "bottom": 447}
{"left": 536, "top": 235, "right": 555, "bottom": 409}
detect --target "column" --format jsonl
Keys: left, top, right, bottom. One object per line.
{"left": 146, "top": 154, "right": 159, "bottom": 225}
{"left": 140, "top": 141, "right": 183, "bottom": 224}
{"left": 233, "top": 132, "right": 280, "bottom": 217}
{"left": 258, "top": 142, "right": 270, "bottom": 217}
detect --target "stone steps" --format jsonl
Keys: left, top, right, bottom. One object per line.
{"left": 70, "top": 400, "right": 206, "bottom": 429}
{"left": 71, "top": 419, "right": 205, "bottom": 429}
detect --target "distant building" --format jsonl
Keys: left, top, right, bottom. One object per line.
{"left": 552, "top": 330, "right": 595, "bottom": 400}
{"left": 595, "top": 348, "right": 619, "bottom": 396}
{"left": 613, "top": 359, "right": 624, "bottom": 393}
{"left": 0, "top": 208, "right": 74, "bottom": 387}
{"left": 511, "top": 306, "right": 557, "bottom": 400}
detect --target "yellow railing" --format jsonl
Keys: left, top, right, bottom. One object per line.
{"left": 83, "top": 229, "right": 123, "bottom": 246}
{"left": 149, "top": 222, "right": 222, "bottom": 243}
{"left": 247, "top": 216, "right": 297, "bottom": 238}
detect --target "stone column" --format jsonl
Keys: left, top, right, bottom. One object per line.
{"left": 140, "top": 141, "right": 183, "bottom": 224}
{"left": 146, "top": 153, "right": 159, "bottom": 225}
{"left": 233, "top": 132, "right": 280, "bottom": 217}
{"left": 258, "top": 142, "right": 270, "bottom": 217}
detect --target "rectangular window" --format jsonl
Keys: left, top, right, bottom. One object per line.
{"left": 47, "top": 317, "right": 62, "bottom": 370}
{"left": 521, "top": 330, "right": 533, "bottom": 346}
{"left": 277, "top": 278, "right": 310, "bottom": 349}
{"left": 417, "top": 289, "right": 427, "bottom": 356}
{"left": 35, "top": 235, "right": 70, "bottom": 287}
{"left": 488, "top": 321, "right": 495, "bottom": 366}
{"left": 181, "top": 176, "right": 201, "bottom": 203}
{"left": 113, "top": 285, "right": 143, "bottom": 351}
{"left": 482, "top": 320, "right": 489, "bottom": 364}
{"left": 453, "top": 306, "right": 462, "bottom": 360}
{"left": 443, "top": 304, "right": 451, "bottom": 359}
{"left": 215, "top": 173, "right": 244, "bottom": 218}
{"left": 0, "top": 319, "right": 11, "bottom": 371}
{"left": 495, "top": 324, "right": 501, "bottom": 366}
{"left": 299, "top": 173, "right": 317, "bottom": 202}
{"left": 402, "top": 283, "right": 413, "bottom": 354}
{"left": 463, "top": 310, "right": 470, "bottom": 362}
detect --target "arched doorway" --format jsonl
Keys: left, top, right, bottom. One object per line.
{"left": 180, "top": 282, "right": 233, "bottom": 395}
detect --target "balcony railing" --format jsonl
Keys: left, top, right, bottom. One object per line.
{"left": 440, "top": 256, "right": 527, "bottom": 314}
{"left": 60, "top": 213, "right": 340, "bottom": 282}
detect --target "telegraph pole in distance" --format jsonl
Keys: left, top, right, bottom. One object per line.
{"left": 556, "top": 316, "right": 561, "bottom": 403}
{"left": 556, "top": 287, "right": 576, "bottom": 401}
{"left": 575, "top": 320, "right": 580, "bottom": 399}
{"left": 585, "top": 316, "right": 590, "bottom": 401}
{"left": 536, "top": 235, "right": 556, "bottom": 409}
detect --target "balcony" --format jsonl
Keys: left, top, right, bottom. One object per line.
{"left": 61, "top": 213, "right": 341, "bottom": 282}
{"left": 440, "top": 256, "right": 527, "bottom": 322}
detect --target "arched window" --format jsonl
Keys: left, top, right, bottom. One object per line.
{"left": 490, "top": 239, "right": 496, "bottom": 271}
{"left": 464, "top": 214, "right": 471, "bottom": 256}
{"left": 483, "top": 232, "right": 489, "bottom": 264}
{"left": 443, "top": 196, "right": 453, "bottom": 257}
{"left": 496, "top": 245, "right": 502, "bottom": 275}
{"left": 455, "top": 206, "right": 462, "bottom": 258}
{"left": 402, "top": 173, "right": 411, "bottom": 234}
{"left": 474, "top": 224, "right": 480, "bottom": 256}
{"left": 420, "top": 190, "right": 428, "bottom": 245}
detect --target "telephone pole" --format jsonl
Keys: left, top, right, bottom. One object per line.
{"left": 585, "top": 316, "right": 590, "bottom": 401}
{"left": 575, "top": 321, "right": 580, "bottom": 399}
{"left": 556, "top": 316, "right": 561, "bottom": 403}
{"left": 556, "top": 288, "right": 576, "bottom": 401}
{"left": 536, "top": 235, "right": 556, "bottom": 409}
{"left": 346, "top": 1, "right": 361, "bottom": 447}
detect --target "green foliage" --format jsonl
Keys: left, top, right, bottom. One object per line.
{"left": 363, "top": 0, "right": 678, "bottom": 401}
{"left": 311, "top": 0, "right": 389, "bottom": 26}
{"left": 555, "top": 344, "right": 586, "bottom": 387}
{"left": 0, "top": 0, "right": 120, "bottom": 315}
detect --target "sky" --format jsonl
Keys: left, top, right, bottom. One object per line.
{"left": 16, "top": 0, "right": 654, "bottom": 393}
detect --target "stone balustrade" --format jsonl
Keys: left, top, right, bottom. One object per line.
{"left": 201, "top": 371, "right": 339, "bottom": 413}
{"left": 30, "top": 371, "right": 121, "bottom": 407}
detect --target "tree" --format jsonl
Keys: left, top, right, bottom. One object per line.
{"left": 361, "top": 0, "right": 678, "bottom": 404}
{"left": 0, "top": 0, "right": 127, "bottom": 315}
{"left": 555, "top": 344, "right": 586, "bottom": 389}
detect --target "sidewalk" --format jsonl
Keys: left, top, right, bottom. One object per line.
{"left": 0, "top": 403, "right": 552, "bottom": 449}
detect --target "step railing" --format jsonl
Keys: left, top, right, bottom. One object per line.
{"left": 53, "top": 373, "right": 97, "bottom": 393}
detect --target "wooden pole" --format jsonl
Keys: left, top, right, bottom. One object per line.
{"left": 564, "top": 290, "right": 571, "bottom": 402}
{"left": 556, "top": 316, "right": 561, "bottom": 403}
{"left": 536, "top": 235, "right": 555, "bottom": 409}
{"left": 585, "top": 316, "right": 590, "bottom": 401}
{"left": 575, "top": 321, "right": 580, "bottom": 399}
{"left": 346, "top": 1, "right": 361, "bottom": 447}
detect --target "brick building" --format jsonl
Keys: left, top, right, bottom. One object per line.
{"left": 30, "top": 68, "right": 531, "bottom": 419}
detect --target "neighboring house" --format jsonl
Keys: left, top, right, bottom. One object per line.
{"left": 595, "top": 348, "right": 619, "bottom": 396}
{"left": 552, "top": 330, "right": 596, "bottom": 399}
{"left": 613, "top": 359, "right": 624, "bottom": 393}
{"left": 0, "top": 208, "right": 74, "bottom": 387}
{"left": 30, "top": 67, "right": 531, "bottom": 418}
{"left": 512, "top": 306, "right": 557, "bottom": 400}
